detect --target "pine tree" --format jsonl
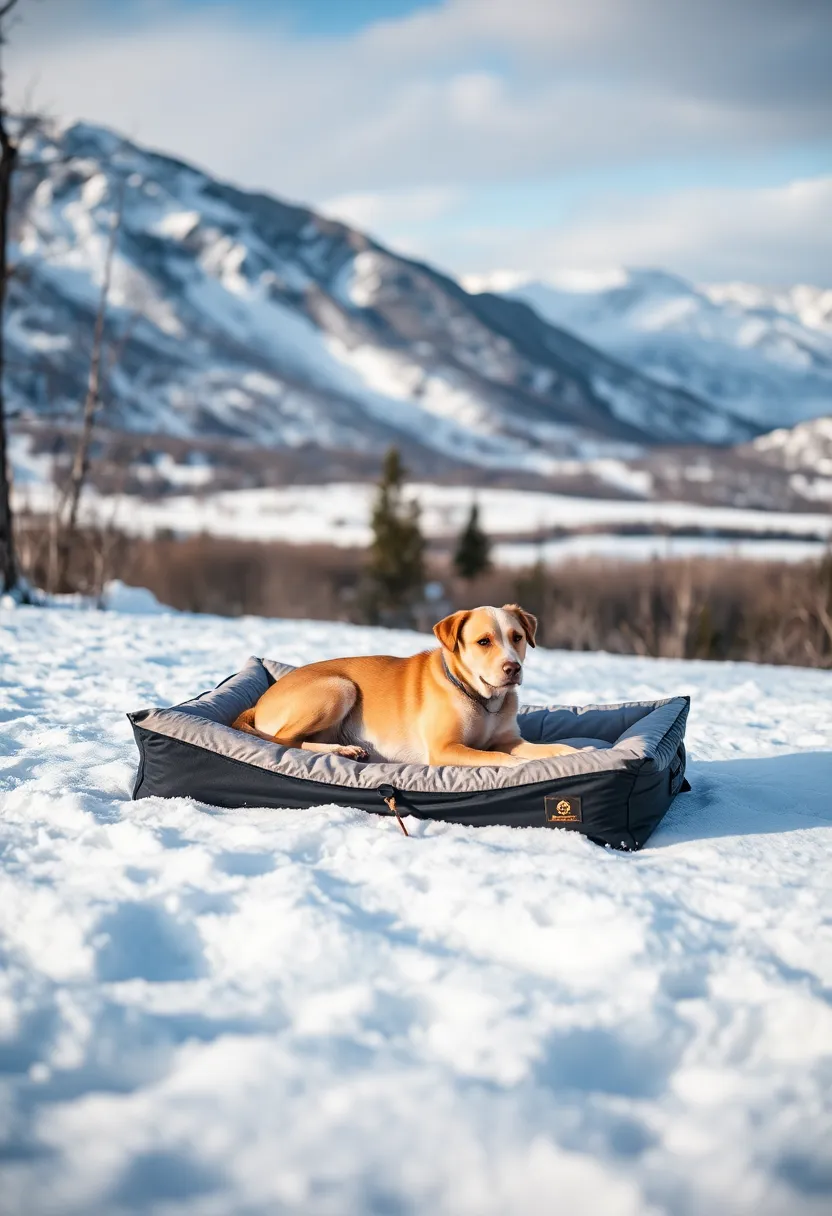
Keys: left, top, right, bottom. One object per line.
{"left": 366, "top": 448, "right": 425, "bottom": 622}
{"left": 453, "top": 502, "right": 491, "bottom": 581}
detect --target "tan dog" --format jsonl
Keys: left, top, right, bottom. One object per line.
{"left": 232, "top": 604, "right": 576, "bottom": 767}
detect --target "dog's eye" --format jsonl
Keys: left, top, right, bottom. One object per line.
{"left": 512, "top": 633, "right": 523, "bottom": 644}
{"left": 477, "top": 637, "right": 491, "bottom": 647}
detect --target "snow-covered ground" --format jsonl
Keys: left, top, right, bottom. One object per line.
{"left": 492, "top": 533, "right": 829, "bottom": 567}
{"left": 13, "top": 474, "right": 832, "bottom": 558}
{"left": 1, "top": 606, "right": 831, "bottom": 1215}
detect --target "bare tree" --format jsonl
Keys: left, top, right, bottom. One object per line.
{"left": 0, "top": 0, "right": 21, "bottom": 594}
{"left": 54, "top": 173, "right": 126, "bottom": 592}
{"left": 793, "top": 552, "right": 832, "bottom": 668}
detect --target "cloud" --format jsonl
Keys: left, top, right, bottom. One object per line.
{"left": 10, "top": 0, "right": 830, "bottom": 204}
{"left": 399, "top": 0, "right": 832, "bottom": 117}
{"left": 321, "top": 187, "right": 461, "bottom": 231}
{"left": 9, "top": 1, "right": 830, "bottom": 284}
{"left": 447, "top": 175, "right": 832, "bottom": 285}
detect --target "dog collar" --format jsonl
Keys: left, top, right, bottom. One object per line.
{"left": 441, "top": 653, "right": 503, "bottom": 714}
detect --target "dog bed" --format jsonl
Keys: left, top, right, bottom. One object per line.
{"left": 129, "top": 656, "right": 690, "bottom": 850}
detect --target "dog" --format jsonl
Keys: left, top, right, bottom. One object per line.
{"left": 232, "top": 604, "right": 576, "bottom": 767}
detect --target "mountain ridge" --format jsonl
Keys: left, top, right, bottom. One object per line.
{"left": 10, "top": 118, "right": 759, "bottom": 481}
{"left": 466, "top": 268, "right": 832, "bottom": 433}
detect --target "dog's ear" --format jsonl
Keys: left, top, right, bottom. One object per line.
{"left": 503, "top": 603, "right": 537, "bottom": 648}
{"left": 433, "top": 610, "right": 470, "bottom": 652}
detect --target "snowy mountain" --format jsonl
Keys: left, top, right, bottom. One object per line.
{"left": 706, "top": 280, "right": 832, "bottom": 334}
{"left": 744, "top": 415, "right": 832, "bottom": 504}
{"left": 10, "top": 121, "right": 756, "bottom": 482}
{"left": 2, "top": 604, "right": 832, "bottom": 1214}
{"left": 466, "top": 269, "right": 832, "bottom": 433}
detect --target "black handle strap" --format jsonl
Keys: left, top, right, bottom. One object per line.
{"left": 378, "top": 785, "right": 409, "bottom": 836}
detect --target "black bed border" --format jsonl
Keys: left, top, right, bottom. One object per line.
{"left": 130, "top": 694, "right": 690, "bottom": 850}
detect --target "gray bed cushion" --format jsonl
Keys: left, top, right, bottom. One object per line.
{"left": 141, "top": 656, "right": 686, "bottom": 795}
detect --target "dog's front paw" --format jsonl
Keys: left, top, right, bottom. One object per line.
{"left": 337, "top": 745, "right": 369, "bottom": 761}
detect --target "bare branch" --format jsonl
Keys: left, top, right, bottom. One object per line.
{"left": 0, "top": 0, "right": 19, "bottom": 590}
{"left": 55, "top": 171, "right": 128, "bottom": 591}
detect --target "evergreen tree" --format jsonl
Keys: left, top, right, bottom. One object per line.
{"left": 366, "top": 448, "right": 425, "bottom": 621}
{"left": 453, "top": 502, "right": 491, "bottom": 581}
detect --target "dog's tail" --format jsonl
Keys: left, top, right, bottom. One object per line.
{"left": 231, "top": 708, "right": 274, "bottom": 741}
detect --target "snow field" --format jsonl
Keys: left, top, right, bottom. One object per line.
{"left": 12, "top": 471, "right": 832, "bottom": 558}
{"left": 1, "top": 607, "right": 831, "bottom": 1214}
{"left": 493, "top": 534, "right": 829, "bottom": 566}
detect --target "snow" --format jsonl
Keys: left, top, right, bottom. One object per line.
{"left": 753, "top": 417, "right": 832, "bottom": 476}
{"left": 332, "top": 249, "right": 385, "bottom": 309}
{"left": 7, "top": 433, "right": 55, "bottom": 487}
{"left": 99, "top": 580, "right": 169, "bottom": 614}
{"left": 586, "top": 459, "right": 654, "bottom": 498}
{"left": 493, "top": 534, "right": 830, "bottom": 567}
{"left": 322, "top": 339, "right": 539, "bottom": 472}
{"left": 465, "top": 268, "right": 629, "bottom": 296}
{"left": 790, "top": 474, "right": 832, "bottom": 504}
{"left": 142, "top": 454, "right": 215, "bottom": 490}
{"left": 470, "top": 269, "right": 832, "bottom": 432}
{"left": 13, "top": 478, "right": 832, "bottom": 555}
{"left": 153, "top": 210, "right": 200, "bottom": 241}
{"left": 1, "top": 607, "right": 831, "bottom": 1214}
{"left": 705, "top": 282, "right": 832, "bottom": 336}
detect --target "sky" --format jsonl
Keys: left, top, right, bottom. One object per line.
{"left": 8, "top": 0, "right": 832, "bottom": 286}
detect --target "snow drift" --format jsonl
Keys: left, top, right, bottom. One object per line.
{"left": 1, "top": 607, "right": 831, "bottom": 1215}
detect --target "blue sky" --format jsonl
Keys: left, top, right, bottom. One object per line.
{"left": 74, "top": 0, "right": 443, "bottom": 37}
{"left": 12, "top": 0, "right": 832, "bottom": 285}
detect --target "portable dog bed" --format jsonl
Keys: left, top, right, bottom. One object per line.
{"left": 129, "top": 656, "right": 690, "bottom": 850}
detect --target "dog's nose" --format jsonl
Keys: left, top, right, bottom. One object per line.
{"left": 503, "top": 661, "right": 521, "bottom": 678}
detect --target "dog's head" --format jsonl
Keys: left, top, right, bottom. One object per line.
{"left": 433, "top": 603, "right": 537, "bottom": 698}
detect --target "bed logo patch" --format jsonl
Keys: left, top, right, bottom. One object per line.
{"left": 544, "top": 794, "right": 582, "bottom": 826}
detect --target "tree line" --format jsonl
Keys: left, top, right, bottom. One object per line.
{"left": 18, "top": 509, "right": 831, "bottom": 667}
{"left": 14, "top": 438, "right": 832, "bottom": 667}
